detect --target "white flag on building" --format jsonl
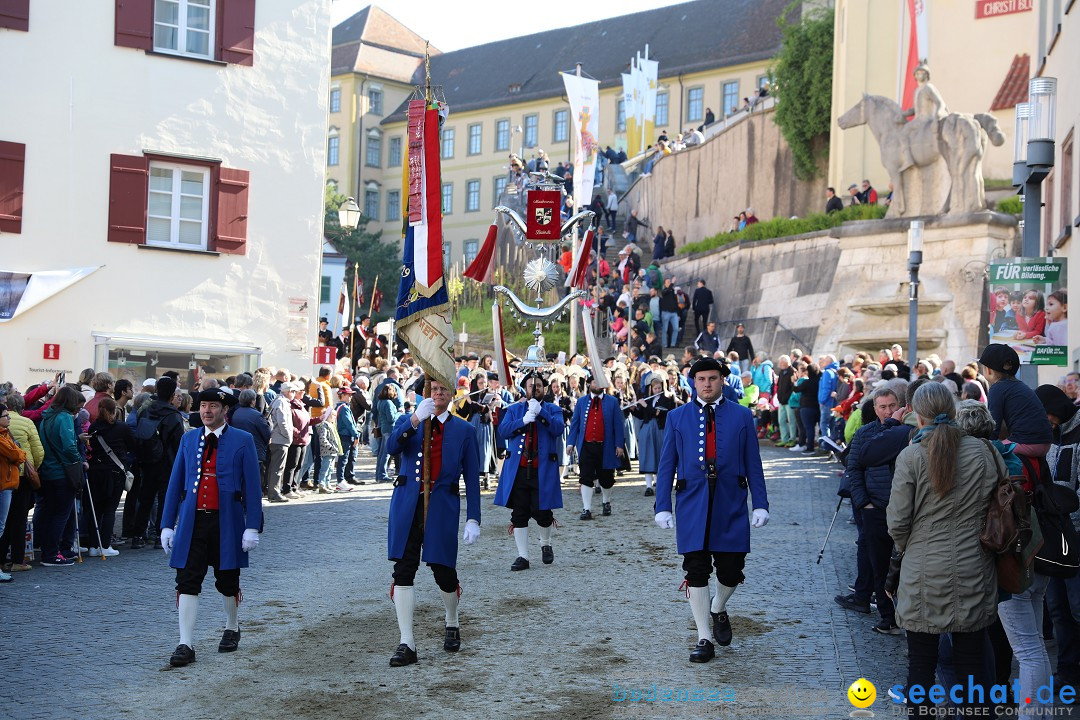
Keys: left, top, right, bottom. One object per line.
{"left": 560, "top": 72, "right": 601, "bottom": 212}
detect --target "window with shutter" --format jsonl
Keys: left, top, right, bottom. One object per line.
{"left": 0, "top": 0, "right": 30, "bottom": 31}
{"left": 115, "top": 0, "right": 154, "bottom": 51}
{"left": 108, "top": 154, "right": 149, "bottom": 244}
{"left": 115, "top": 0, "right": 254, "bottom": 66}
{"left": 214, "top": 167, "right": 249, "bottom": 254}
{"left": 0, "top": 141, "right": 26, "bottom": 234}
{"left": 217, "top": 0, "right": 255, "bottom": 66}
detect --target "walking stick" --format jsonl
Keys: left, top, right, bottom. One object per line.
{"left": 83, "top": 474, "right": 107, "bottom": 560}
{"left": 72, "top": 492, "right": 83, "bottom": 563}
{"left": 816, "top": 497, "right": 845, "bottom": 564}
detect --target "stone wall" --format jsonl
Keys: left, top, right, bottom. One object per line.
{"left": 619, "top": 107, "right": 827, "bottom": 247}
{"left": 660, "top": 212, "right": 1019, "bottom": 362}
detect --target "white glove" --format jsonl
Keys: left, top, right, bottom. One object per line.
{"left": 522, "top": 409, "right": 538, "bottom": 424}
{"left": 527, "top": 399, "right": 542, "bottom": 415}
{"left": 654, "top": 511, "right": 674, "bottom": 529}
{"left": 751, "top": 509, "right": 770, "bottom": 528}
{"left": 242, "top": 528, "right": 260, "bottom": 552}
{"left": 160, "top": 528, "right": 174, "bottom": 556}
{"left": 414, "top": 397, "right": 436, "bottom": 422}
{"left": 463, "top": 519, "right": 480, "bottom": 545}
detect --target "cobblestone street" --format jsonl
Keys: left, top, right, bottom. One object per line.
{"left": 5, "top": 445, "right": 911, "bottom": 719}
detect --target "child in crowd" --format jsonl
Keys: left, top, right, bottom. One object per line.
{"left": 1013, "top": 289, "right": 1046, "bottom": 341}
{"left": 1034, "top": 289, "right": 1067, "bottom": 346}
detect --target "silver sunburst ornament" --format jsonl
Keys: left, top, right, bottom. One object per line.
{"left": 523, "top": 258, "right": 561, "bottom": 294}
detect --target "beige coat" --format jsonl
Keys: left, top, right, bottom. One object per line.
{"left": 887, "top": 433, "right": 1004, "bottom": 634}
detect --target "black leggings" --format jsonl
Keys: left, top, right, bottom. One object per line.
{"left": 0, "top": 478, "right": 34, "bottom": 564}
{"left": 905, "top": 629, "right": 990, "bottom": 712}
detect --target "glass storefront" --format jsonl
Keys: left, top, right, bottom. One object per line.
{"left": 92, "top": 333, "right": 261, "bottom": 392}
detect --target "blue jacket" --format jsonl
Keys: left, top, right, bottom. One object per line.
{"left": 725, "top": 373, "right": 744, "bottom": 400}
{"left": 161, "top": 425, "right": 263, "bottom": 571}
{"left": 752, "top": 360, "right": 774, "bottom": 395}
{"left": 336, "top": 401, "right": 358, "bottom": 440}
{"left": 568, "top": 394, "right": 625, "bottom": 470}
{"left": 38, "top": 407, "right": 81, "bottom": 482}
{"left": 818, "top": 361, "right": 840, "bottom": 404}
{"left": 386, "top": 413, "right": 480, "bottom": 568}
{"left": 230, "top": 406, "right": 271, "bottom": 463}
{"left": 377, "top": 398, "right": 401, "bottom": 436}
{"left": 845, "top": 419, "right": 914, "bottom": 509}
{"left": 656, "top": 398, "right": 768, "bottom": 553}
{"left": 494, "top": 401, "right": 565, "bottom": 511}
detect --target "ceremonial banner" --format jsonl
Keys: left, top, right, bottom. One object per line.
{"left": 406, "top": 101, "right": 426, "bottom": 226}
{"left": 621, "top": 72, "right": 638, "bottom": 157}
{"left": 638, "top": 52, "right": 659, "bottom": 153}
{"left": 0, "top": 267, "right": 100, "bottom": 322}
{"left": 581, "top": 307, "right": 609, "bottom": 388}
{"left": 561, "top": 72, "right": 601, "bottom": 211}
{"left": 337, "top": 279, "right": 350, "bottom": 330}
{"left": 900, "top": 0, "right": 929, "bottom": 111}
{"left": 464, "top": 223, "right": 498, "bottom": 282}
{"left": 491, "top": 302, "right": 512, "bottom": 388}
{"left": 397, "top": 100, "right": 457, "bottom": 390}
{"left": 565, "top": 230, "right": 593, "bottom": 289}
{"left": 988, "top": 257, "right": 1068, "bottom": 366}
{"left": 527, "top": 189, "right": 562, "bottom": 241}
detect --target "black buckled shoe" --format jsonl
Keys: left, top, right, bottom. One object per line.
{"left": 510, "top": 556, "right": 530, "bottom": 571}
{"left": 712, "top": 611, "right": 732, "bottom": 647}
{"left": 602, "top": 502, "right": 612, "bottom": 516}
{"left": 579, "top": 509, "right": 592, "bottom": 520}
{"left": 644, "top": 487, "right": 655, "bottom": 497}
{"left": 444, "top": 626, "right": 461, "bottom": 652}
{"left": 219, "top": 628, "right": 240, "bottom": 653}
{"left": 169, "top": 644, "right": 196, "bottom": 667}
{"left": 541, "top": 545, "right": 553, "bottom": 565}
{"left": 389, "top": 643, "right": 418, "bottom": 667}
{"left": 689, "top": 639, "right": 714, "bottom": 663}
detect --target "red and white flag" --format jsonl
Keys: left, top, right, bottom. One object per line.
{"left": 564, "top": 230, "right": 594, "bottom": 288}
{"left": 464, "top": 223, "right": 498, "bottom": 282}
{"left": 337, "top": 280, "right": 350, "bottom": 328}
{"left": 900, "top": 0, "right": 928, "bottom": 113}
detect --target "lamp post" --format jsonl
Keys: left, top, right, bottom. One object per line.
{"left": 337, "top": 196, "right": 361, "bottom": 231}
{"left": 907, "top": 220, "right": 924, "bottom": 367}
{"left": 1012, "top": 77, "right": 1057, "bottom": 389}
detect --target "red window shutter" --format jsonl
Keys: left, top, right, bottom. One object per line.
{"left": 108, "top": 154, "right": 149, "bottom": 244}
{"left": 214, "top": 167, "right": 249, "bottom": 254}
{"left": 0, "top": 141, "right": 26, "bottom": 234}
{"left": 218, "top": 0, "right": 255, "bottom": 66}
{"left": 114, "top": 0, "right": 152, "bottom": 51}
{"left": 0, "top": 0, "right": 30, "bottom": 31}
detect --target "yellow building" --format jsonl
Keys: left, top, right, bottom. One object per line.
{"left": 331, "top": 0, "right": 789, "bottom": 265}
{"left": 829, "top": 0, "right": 1037, "bottom": 194}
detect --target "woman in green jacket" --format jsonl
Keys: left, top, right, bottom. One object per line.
{"left": 37, "top": 387, "right": 86, "bottom": 567}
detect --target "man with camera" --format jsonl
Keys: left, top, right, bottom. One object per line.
{"left": 655, "top": 357, "right": 769, "bottom": 663}
{"left": 494, "top": 372, "right": 566, "bottom": 571}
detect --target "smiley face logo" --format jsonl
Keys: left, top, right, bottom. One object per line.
{"left": 847, "top": 678, "right": 876, "bottom": 708}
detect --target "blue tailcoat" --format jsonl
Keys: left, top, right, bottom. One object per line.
{"left": 161, "top": 426, "right": 263, "bottom": 571}
{"left": 386, "top": 414, "right": 480, "bottom": 568}
{"left": 493, "top": 401, "right": 565, "bottom": 511}
{"left": 567, "top": 394, "right": 625, "bottom": 470}
{"left": 655, "top": 399, "right": 768, "bottom": 554}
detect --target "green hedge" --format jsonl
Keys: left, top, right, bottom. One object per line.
{"left": 680, "top": 203, "right": 889, "bottom": 255}
{"left": 994, "top": 196, "right": 1022, "bottom": 215}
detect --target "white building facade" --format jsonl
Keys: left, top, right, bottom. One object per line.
{"left": 0, "top": 0, "right": 330, "bottom": 390}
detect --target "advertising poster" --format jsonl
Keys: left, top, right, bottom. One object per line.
{"left": 988, "top": 257, "right": 1067, "bottom": 366}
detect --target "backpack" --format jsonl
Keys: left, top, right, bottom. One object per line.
{"left": 1026, "top": 452, "right": 1080, "bottom": 579}
{"left": 133, "top": 410, "right": 167, "bottom": 465}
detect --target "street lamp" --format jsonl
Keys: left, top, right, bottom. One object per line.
{"left": 337, "top": 196, "right": 361, "bottom": 231}
{"left": 1012, "top": 77, "right": 1057, "bottom": 388}
{"left": 907, "top": 220, "right": 924, "bottom": 366}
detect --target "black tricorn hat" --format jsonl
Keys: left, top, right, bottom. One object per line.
{"left": 196, "top": 388, "right": 238, "bottom": 407}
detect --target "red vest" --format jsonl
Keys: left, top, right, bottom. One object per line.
{"left": 427, "top": 419, "right": 445, "bottom": 489}
{"left": 584, "top": 396, "right": 604, "bottom": 442}
{"left": 197, "top": 435, "right": 220, "bottom": 510}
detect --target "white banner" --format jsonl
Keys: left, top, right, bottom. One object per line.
{"left": 560, "top": 72, "right": 601, "bottom": 212}
{"left": 0, "top": 266, "right": 101, "bottom": 322}
{"left": 639, "top": 55, "right": 659, "bottom": 152}
{"left": 580, "top": 306, "right": 609, "bottom": 389}
{"left": 621, "top": 71, "right": 636, "bottom": 153}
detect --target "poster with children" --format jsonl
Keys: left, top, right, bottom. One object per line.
{"left": 988, "top": 257, "right": 1067, "bottom": 366}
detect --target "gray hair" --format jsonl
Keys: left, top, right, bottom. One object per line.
{"left": 238, "top": 389, "right": 257, "bottom": 407}
{"left": 955, "top": 399, "right": 995, "bottom": 439}
{"left": 881, "top": 378, "right": 910, "bottom": 406}
{"left": 6, "top": 392, "right": 25, "bottom": 413}
{"left": 911, "top": 382, "right": 956, "bottom": 424}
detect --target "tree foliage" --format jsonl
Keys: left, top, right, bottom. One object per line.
{"left": 323, "top": 184, "right": 402, "bottom": 322}
{"left": 770, "top": 2, "right": 835, "bottom": 180}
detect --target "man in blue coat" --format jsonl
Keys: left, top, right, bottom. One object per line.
{"left": 494, "top": 373, "right": 565, "bottom": 570}
{"left": 567, "top": 374, "right": 625, "bottom": 519}
{"left": 385, "top": 377, "right": 481, "bottom": 667}
{"left": 160, "top": 388, "right": 263, "bottom": 668}
{"left": 655, "top": 357, "right": 769, "bottom": 663}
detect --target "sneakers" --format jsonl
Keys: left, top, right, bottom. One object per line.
{"left": 834, "top": 593, "right": 871, "bottom": 614}
{"left": 334, "top": 483, "right": 354, "bottom": 492}
{"left": 41, "top": 553, "right": 75, "bottom": 567}
{"left": 788, "top": 444, "right": 805, "bottom": 452}
{"left": 872, "top": 621, "right": 903, "bottom": 635}
{"left": 89, "top": 546, "right": 120, "bottom": 557}
{"left": 0, "top": 570, "right": 11, "bottom": 583}
{"left": 801, "top": 448, "right": 816, "bottom": 455}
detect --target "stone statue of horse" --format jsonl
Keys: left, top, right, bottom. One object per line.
{"left": 837, "top": 94, "right": 1005, "bottom": 218}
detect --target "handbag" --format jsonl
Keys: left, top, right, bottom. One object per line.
{"left": 884, "top": 549, "right": 903, "bottom": 596}
{"left": 13, "top": 438, "right": 41, "bottom": 490}
{"left": 42, "top": 416, "right": 84, "bottom": 495}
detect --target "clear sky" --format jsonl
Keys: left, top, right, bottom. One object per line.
{"left": 330, "top": 0, "right": 692, "bottom": 52}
